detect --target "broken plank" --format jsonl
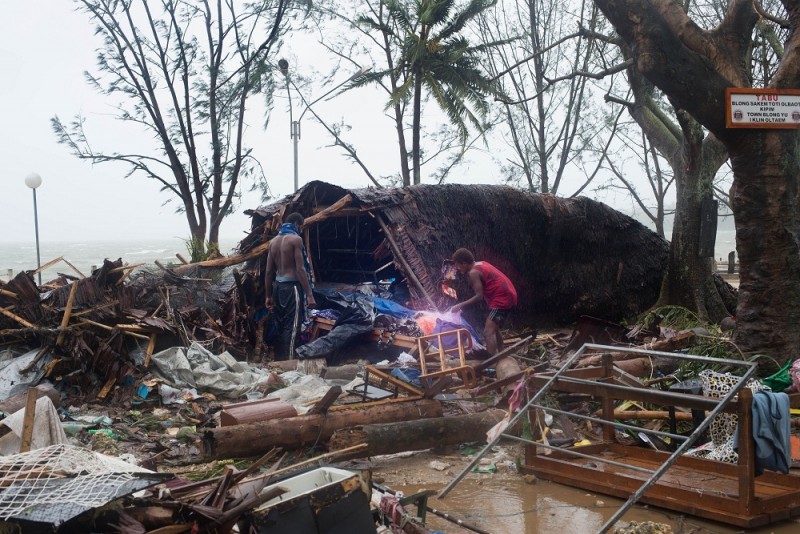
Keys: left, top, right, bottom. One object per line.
{"left": 96, "top": 376, "right": 117, "bottom": 400}
{"left": 0, "top": 288, "right": 18, "bottom": 299}
{"left": 78, "top": 318, "right": 150, "bottom": 340}
{"left": 0, "top": 307, "right": 34, "bottom": 328}
{"left": 61, "top": 258, "right": 86, "bottom": 278}
{"left": 19, "top": 389, "right": 37, "bottom": 453}
{"left": 56, "top": 281, "right": 79, "bottom": 345}
{"left": 307, "top": 386, "right": 342, "bottom": 415}
{"left": 144, "top": 333, "right": 157, "bottom": 368}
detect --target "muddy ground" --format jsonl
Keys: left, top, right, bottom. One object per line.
{"left": 349, "top": 445, "right": 800, "bottom": 534}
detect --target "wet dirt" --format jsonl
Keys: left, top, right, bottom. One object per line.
{"left": 364, "top": 445, "right": 800, "bottom": 534}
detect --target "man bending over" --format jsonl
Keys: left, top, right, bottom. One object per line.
{"left": 448, "top": 248, "right": 517, "bottom": 355}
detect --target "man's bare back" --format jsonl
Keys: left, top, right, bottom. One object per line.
{"left": 265, "top": 231, "right": 316, "bottom": 308}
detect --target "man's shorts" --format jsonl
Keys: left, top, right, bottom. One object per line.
{"left": 487, "top": 308, "right": 511, "bottom": 327}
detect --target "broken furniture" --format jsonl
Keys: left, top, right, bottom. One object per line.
{"left": 243, "top": 467, "right": 377, "bottom": 534}
{"left": 441, "top": 343, "right": 800, "bottom": 532}
{"left": 347, "top": 365, "right": 424, "bottom": 404}
{"left": 416, "top": 329, "right": 477, "bottom": 392}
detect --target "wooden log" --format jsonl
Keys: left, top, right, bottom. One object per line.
{"left": 578, "top": 331, "right": 696, "bottom": 367}
{"left": 303, "top": 194, "right": 353, "bottom": 226}
{"left": 220, "top": 398, "right": 297, "bottom": 426}
{"left": 170, "top": 200, "right": 362, "bottom": 275}
{"left": 0, "top": 383, "right": 60, "bottom": 415}
{"left": 328, "top": 409, "right": 510, "bottom": 458}
{"left": 19, "top": 389, "right": 37, "bottom": 453}
{"left": 202, "top": 399, "right": 443, "bottom": 459}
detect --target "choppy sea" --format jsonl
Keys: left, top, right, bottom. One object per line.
{"left": 0, "top": 230, "right": 737, "bottom": 284}
{"left": 0, "top": 238, "right": 238, "bottom": 283}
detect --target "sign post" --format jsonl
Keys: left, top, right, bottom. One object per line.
{"left": 726, "top": 88, "right": 800, "bottom": 129}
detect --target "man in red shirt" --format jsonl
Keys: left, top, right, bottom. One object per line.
{"left": 448, "top": 248, "right": 517, "bottom": 355}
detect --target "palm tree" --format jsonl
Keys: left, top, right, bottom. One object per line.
{"left": 359, "top": 0, "right": 505, "bottom": 185}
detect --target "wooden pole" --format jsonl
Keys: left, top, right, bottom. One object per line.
{"left": 19, "top": 388, "right": 38, "bottom": 453}
{"left": 328, "top": 410, "right": 510, "bottom": 458}
{"left": 202, "top": 399, "right": 442, "bottom": 458}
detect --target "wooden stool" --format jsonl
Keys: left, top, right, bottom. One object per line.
{"left": 417, "top": 329, "right": 477, "bottom": 391}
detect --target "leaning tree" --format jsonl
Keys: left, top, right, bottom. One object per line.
{"left": 53, "top": 0, "right": 296, "bottom": 260}
{"left": 594, "top": 0, "right": 799, "bottom": 364}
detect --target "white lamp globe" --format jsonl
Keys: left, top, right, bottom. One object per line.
{"left": 25, "top": 173, "right": 42, "bottom": 189}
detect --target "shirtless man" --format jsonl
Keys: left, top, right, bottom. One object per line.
{"left": 265, "top": 212, "right": 317, "bottom": 360}
{"left": 448, "top": 248, "right": 517, "bottom": 355}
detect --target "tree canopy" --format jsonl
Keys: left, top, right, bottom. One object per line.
{"left": 594, "top": 0, "right": 800, "bottom": 363}
{"left": 53, "top": 0, "right": 297, "bottom": 259}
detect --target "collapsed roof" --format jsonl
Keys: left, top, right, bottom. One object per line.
{"left": 241, "top": 181, "right": 669, "bottom": 324}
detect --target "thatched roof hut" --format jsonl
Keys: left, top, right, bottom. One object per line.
{"left": 241, "top": 181, "right": 669, "bottom": 325}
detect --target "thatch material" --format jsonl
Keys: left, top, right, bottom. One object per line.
{"left": 242, "top": 181, "right": 669, "bottom": 324}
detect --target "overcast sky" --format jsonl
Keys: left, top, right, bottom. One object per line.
{"left": 0, "top": 1, "right": 430, "bottom": 246}
{"left": 0, "top": 1, "right": 675, "bottom": 254}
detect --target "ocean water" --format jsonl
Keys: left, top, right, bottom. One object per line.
{"left": 0, "top": 238, "right": 239, "bottom": 283}
{"left": 0, "top": 230, "right": 738, "bottom": 284}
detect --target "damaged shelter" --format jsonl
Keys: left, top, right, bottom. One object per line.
{"left": 240, "top": 180, "right": 670, "bottom": 327}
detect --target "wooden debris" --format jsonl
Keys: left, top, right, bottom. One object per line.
{"left": 328, "top": 409, "right": 510, "bottom": 458}
{"left": 202, "top": 399, "right": 443, "bottom": 458}
{"left": 19, "top": 388, "right": 37, "bottom": 453}
{"left": 0, "top": 383, "right": 60, "bottom": 414}
{"left": 56, "top": 281, "right": 79, "bottom": 345}
{"left": 220, "top": 398, "right": 298, "bottom": 426}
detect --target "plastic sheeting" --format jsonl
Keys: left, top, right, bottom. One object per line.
{"left": 295, "top": 289, "right": 378, "bottom": 361}
{"left": 295, "top": 289, "right": 485, "bottom": 361}
{"left": 0, "top": 349, "right": 51, "bottom": 401}
{"left": 0, "top": 396, "right": 67, "bottom": 455}
{"left": 149, "top": 343, "right": 271, "bottom": 398}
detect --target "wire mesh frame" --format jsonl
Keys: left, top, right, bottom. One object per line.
{"left": 437, "top": 343, "right": 758, "bottom": 533}
{"left": 0, "top": 444, "right": 164, "bottom": 523}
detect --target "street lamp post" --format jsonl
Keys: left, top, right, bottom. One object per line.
{"left": 24, "top": 173, "right": 42, "bottom": 286}
{"left": 279, "top": 60, "right": 369, "bottom": 191}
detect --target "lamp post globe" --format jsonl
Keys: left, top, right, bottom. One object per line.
{"left": 25, "top": 173, "right": 42, "bottom": 190}
{"left": 24, "top": 173, "right": 43, "bottom": 285}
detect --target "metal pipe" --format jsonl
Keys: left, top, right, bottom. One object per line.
{"left": 32, "top": 188, "right": 41, "bottom": 286}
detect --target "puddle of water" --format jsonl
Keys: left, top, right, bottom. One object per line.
{"left": 384, "top": 474, "right": 800, "bottom": 533}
